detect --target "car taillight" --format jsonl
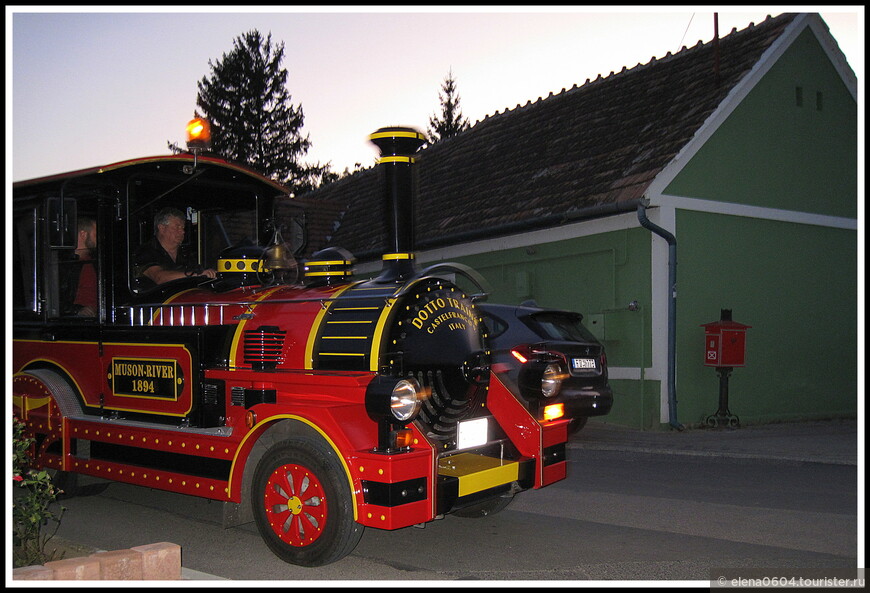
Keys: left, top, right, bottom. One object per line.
{"left": 511, "top": 349, "right": 528, "bottom": 364}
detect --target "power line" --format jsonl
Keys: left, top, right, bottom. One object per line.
{"left": 677, "top": 13, "right": 695, "bottom": 52}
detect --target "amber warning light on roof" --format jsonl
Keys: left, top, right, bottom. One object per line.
{"left": 186, "top": 116, "right": 211, "bottom": 151}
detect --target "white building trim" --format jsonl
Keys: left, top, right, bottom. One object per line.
{"left": 659, "top": 194, "right": 857, "bottom": 230}
{"left": 645, "top": 14, "right": 815, "bottom": 202}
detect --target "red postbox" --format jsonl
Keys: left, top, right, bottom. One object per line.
{"left": 701, "top": 310, "right": 751, "bottom": 368}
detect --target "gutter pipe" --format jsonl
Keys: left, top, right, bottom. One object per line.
{"left": 636, "top": 198, "right": 684, "bottom": 431}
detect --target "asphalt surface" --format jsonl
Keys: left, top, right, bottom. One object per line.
{"left": 34, "top": 417, "right": 861, "bottom": 580}
{"left": 181, "top": 416, "right": 860, "bottom": 580}
{"left": 569, "top": 418, "right": 859, "bottom": 467}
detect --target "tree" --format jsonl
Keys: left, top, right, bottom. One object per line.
{"left": 428, "top": 69, "right": 470, "bottom": 144}
{"left": 196, "top": 30, "right": 326, "bottom": 194}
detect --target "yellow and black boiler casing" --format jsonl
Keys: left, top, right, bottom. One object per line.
{"left": 215, "top": 243, "right": 267, "bottom": 288}
{"left": 306, "top": 275, "right": 485, "bottom": 377}
{"left": 161, "top": 272, "right": 485, "bottom": 381}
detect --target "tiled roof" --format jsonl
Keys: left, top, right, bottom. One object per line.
{"left": 300, "top": 13, "right": 798, "bottom": 260}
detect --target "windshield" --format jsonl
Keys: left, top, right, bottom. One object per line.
{"left": 200, "top": 207, "right": 259, "bottom": 263}
{"left": 128, "top": 202, "right": 261, "bottom": 293}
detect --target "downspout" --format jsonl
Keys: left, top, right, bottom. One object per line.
{"left": 637, "top": 198, "right": 684, "bottom": 431}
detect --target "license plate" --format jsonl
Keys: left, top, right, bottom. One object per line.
{"left": 456, "top": 417, "right": 488, "bottom": 450}
{"left": 572, "top": 357, "right": 597, "bottom": 370}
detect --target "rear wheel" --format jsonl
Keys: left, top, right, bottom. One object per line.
{"left": 252, "top": 437, "right": 363, "bottom": 566}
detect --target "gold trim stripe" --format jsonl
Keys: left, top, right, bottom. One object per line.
{"left": 149, "top": 288, "right": 198, "bottom": 326}
{"left": 230, "top": 414, "right": 358, "bottom": 520}
{"left": 306, "top": 260, "right": 352, "bottom": 266}
{"left": 438, "top": 453, "right": 520, "bottom": 497}
{"left": 228, "top": 285, "right": 285, "bottom": 368}
{"left": 377, "top": 156, "right": 416, "bottom": 164}
{"left": 369, "top": 130, "right": 426, "bottom": 141}
{"left": 304, "top": 282, "right": 360, "bottom": 369}
{"left": 304, "top": 271, "right": 352, "bottom": 277}
{"left": 218, "top": 258, "right": 264, "bottom": 273}
{"left": 367, "top": 282, "right": 406, "bottom": 371}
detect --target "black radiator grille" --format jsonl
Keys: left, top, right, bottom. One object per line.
{"left": 243, "top": 326, "right": 286, "bottom": 370}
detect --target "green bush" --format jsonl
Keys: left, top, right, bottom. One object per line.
{"left": 12, "top": 417, "right": 66, "bottom": 568}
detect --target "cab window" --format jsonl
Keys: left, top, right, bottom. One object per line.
{"left": 128, "top": 204, "right": 259, "bottom": 293}
{"left": 12, "top": 207, "right": 38, "bottom": 316}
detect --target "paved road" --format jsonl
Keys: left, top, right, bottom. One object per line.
{"left": 50, "top": 446, "right": 858, "bottom": 582}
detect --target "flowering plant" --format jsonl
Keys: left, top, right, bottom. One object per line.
{"left": 12, "top": 417, "right": 66, "bottom": 567}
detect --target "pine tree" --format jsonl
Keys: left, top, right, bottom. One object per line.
{"left": 428, "top": 69, "right": 470, "bottom": 144}
{"left": 196, "top": 30, "right": 326, "bottom": 194}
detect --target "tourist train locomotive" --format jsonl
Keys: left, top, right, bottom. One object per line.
{"left": 11, "top": 123, "right": 569, "bottom": 566}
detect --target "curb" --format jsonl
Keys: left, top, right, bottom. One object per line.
{"left": 11, "top": 542, "right": 229, "bottom": 581}
{"left": 567, "top": 441, "right": 857, "bottom": 466}
{"left": 12, "top": 542, "right": 182, "bottom": 581}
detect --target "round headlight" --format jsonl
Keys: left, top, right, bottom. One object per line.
{"left": 541, "top": 363, "right": 563, "bottom": 398}
{"left": 390, "top": 379, "right": 422, "bottom": 422}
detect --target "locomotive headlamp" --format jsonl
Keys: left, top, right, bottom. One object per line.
{"left": 541, "top": 363, "right": 563, "bottom": 398}
{"left": 366, "top": 376, "right": 423, "bottom": 453}
{"left": 390, "top": 379, "right": 422, "bottom": 422}
{"left": 517, "top": 354, "right": 566, "bottom": 400}
{"left": 366, "top": 375, "right": 423, "bottom": 424}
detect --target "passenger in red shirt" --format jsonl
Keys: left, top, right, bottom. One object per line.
{"left": 72, "top": 216, "right": 98, "bottom": 316}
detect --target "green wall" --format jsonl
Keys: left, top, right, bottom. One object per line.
{"left": 675, "top": 210, "right": 857, "bottom": 425}
{"left": 416, "top": 26, "right": 858, "bottom": 429}
{"left": 450, "top": 227, "right": 657, "bottom": 427}
{"left": 666, "top": 29, "right": 857, "bottom": 218}
{"left": 664, "top": 29, "right": 858, "bottom": 425}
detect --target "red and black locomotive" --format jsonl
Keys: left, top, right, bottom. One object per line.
{"left": 11, "top": 123, "right": 569, "bottom": 566}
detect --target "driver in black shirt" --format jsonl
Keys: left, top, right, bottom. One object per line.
{"left": 133, "top": 207, "right": 216, "bottom": 285}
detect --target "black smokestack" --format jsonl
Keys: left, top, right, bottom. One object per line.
{"left": 369, "top": 126, "right": 426, "bottom": 282}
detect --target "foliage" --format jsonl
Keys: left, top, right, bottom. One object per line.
{"left": 12, "top": 417, "right": 66, "bottom": 568}
{"left": 195, "top": 29, "right": 328, "bottom": 194}
{"left": 428, "top": 69, "right": 470, "bottom": 144}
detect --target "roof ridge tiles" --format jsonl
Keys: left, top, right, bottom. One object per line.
{"left": 468, "top": 13, "right": 790, "bottom": 129}
{"left": 304, "top": 12, "right": 808, "bottom": 256}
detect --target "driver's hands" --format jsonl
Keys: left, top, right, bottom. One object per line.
{"left": 200, "top": 268, "right": 217, "bottom": 279}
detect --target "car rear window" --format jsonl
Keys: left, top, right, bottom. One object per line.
{"left": 525, "top": 312, "right": 597, "bottom": 342}
{"left": 482, "top": 313, "right": 509, "bottom": 339}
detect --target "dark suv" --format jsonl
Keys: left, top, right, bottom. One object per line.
{"left": 479, "top": 302, "right": 612, "bottom": 433}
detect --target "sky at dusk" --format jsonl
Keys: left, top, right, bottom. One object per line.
{"left": 6, "top": 6, "right": 864, "bottom": 185}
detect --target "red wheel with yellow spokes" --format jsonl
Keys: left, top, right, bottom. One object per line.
{"left": 252, "top": 437, "right": 363, "bottom": 566}
{"left": 263, "top": 462, "right": 327, "bottom": 547}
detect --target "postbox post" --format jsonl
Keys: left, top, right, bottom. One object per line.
{"left": 701, "top": 309, "right": 751, "bottom": 428}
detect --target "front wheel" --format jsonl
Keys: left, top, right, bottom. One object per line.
{"left": 252, "top": 437, "right": 363, "bottom": 566}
